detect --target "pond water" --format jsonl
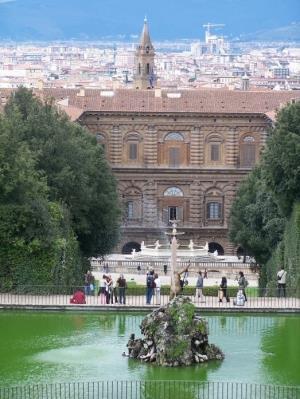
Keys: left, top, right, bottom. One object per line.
{"left": 0, "top": 311, "right": 299, "bottom": 388}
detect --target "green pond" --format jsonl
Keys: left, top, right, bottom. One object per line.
{"left": 0, "top": 311, "right": 299, "bottom": 388}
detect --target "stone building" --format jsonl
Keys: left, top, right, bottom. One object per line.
{"left": 67, "top": 87, "right": 299, "bottom": 255}
{"left": 2, "top": 22, "right": 299, "bottom": 255}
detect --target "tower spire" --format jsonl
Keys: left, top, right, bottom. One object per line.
{"left": 133, "top": 18, "right": 155, "bottom": 90}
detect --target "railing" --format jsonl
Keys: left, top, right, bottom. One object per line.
{"left": 0, "top": 285, "right": 299, "bottom": 310}
{"left": 90, "top": 259, "right": 255, "bottom": 275}
{"left": 0, "top": 380, "right": 299, "bottom": 399}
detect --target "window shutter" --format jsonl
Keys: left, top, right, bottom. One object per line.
{"left": 169, "top": 147, "right": 180, "bottom": 167}
{"left": 129, "top": 143, "right": 138, "bottom": 160}
{"left": 211, "top": 144, "right": 220, "bottom": 161}
{"left": 177, "top": 206, "right": 183, "bottom": 222}
{"left": 162, "top": 208, "right": 169, "bottom": 224}
{"left": 241, "top": 144, "right": 255, "bottom": 167}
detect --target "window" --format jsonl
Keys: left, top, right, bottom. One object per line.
{"left": 164, "top": 187, "right": 184, "bottom": 197}
{"left": 146, "top": 63, "right": 150, "bottom": 74}
{"left": 240, "top": 136, "right": 256, "bottom": 167}
{"left": 169, "top": 147, "right": 180, "bottom": 167}
{"left": 210, "top": 144, "right": 220, "bottom": 161}
{"left": 168, "top": 206, "right": 177, "bottom": 220}
{"left": 126, "top": 201, "right": 134, "bottom": 219}
{"left": 207, "top": 202, "right": 221, "bottom": 219}
{"left": 138, "top": 63, "right": 141, "bottom": 75}
{"left": 129, "top": 143, "right": 138, "bottom": 160}
{"left": 165, "top": 132, "right": 184, "bottom": 141}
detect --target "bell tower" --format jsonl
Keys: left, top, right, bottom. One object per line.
{"left": 134, "top": 18, "right": 155, "bottom": 89}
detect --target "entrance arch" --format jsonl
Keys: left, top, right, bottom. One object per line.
{"left": 122, "top": 241, "right": 141, "bottom": 254}
{"left": 208, "top": 242, "right": 224, "bottom": 256}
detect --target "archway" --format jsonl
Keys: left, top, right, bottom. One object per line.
{"left": 208, "top": 242, "right": 224, "bottom": 256}
{"left": 122, "top": 241, "right": 141, "bottom": 254}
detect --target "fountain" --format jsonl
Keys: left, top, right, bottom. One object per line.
{"left": 129, "top": 221, "right": 220, "bottom": 262}
{"left": 125, "top": 220, "right": 224, "bottom": 367}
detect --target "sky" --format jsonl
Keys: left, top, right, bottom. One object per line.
{"left": 0, "top": 0, "right": 299, "bottom": 40}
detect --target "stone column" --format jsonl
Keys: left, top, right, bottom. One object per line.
{"left": 144, "top": 125, "right": 158, "bottom": 167}
{"left": 110, "top": 125, "right": 122, "bottom": 165}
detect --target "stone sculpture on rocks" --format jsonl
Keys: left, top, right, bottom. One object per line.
{"left": 126, "top": 296, "right": 224, "bottom": 367}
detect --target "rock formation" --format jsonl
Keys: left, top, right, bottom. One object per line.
{"left": 126, "top": 296, "right": 224, "bottom": 367}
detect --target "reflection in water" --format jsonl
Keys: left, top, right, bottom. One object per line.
{"left": 261, "top": 315, "right": 300, "bottom": 385}
{"left": 0, "top": 311, "right": 299, "bottom": 388}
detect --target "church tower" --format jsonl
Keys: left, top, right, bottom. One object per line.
{"left": 134, "top": 18, "right": 155, "bottom": 89}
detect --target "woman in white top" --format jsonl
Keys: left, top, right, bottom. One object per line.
{"left": 154, "top": 273, "right": 161, "bottom": 305}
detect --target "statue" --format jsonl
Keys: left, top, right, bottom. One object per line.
{"left": 131, "top": 248, "right": 136, "bottom": 258}
{"left": 154, "top": 240, "right": 161, "bottom": 250}
{"left": 141, "top": 241, "right": 146, "bottom": 250}
{"left": 166, "top": 221, "right": 191, "bottom": 300}
{"left": 188, "top": 240, "right": 194, "bottom": 251}
{"left": 214, "top": 250, "right": 218, "bottom": 257}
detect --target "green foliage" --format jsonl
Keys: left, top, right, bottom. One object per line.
{"left": 0, "top": 88, "right": 120, "bottom": 288}
{"left": 165, "top": 340, "right": 188, "bottom": 361}
{"left": 264, "top": 203, "right": 300, "bottom": 295}
{"left": 229, "top": 102, "right": 300, "bottom": 290}
{"left": 262, "top": 102, "right": 300, "bottom": 217}
{"left": 229, "top": 167, "right": 285, "bottom": 265}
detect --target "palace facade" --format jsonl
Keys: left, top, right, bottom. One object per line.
{"left": 75, "top": 87, "right": 299, "bottom": 255}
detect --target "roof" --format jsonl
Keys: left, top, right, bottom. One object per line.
{"left": 42, "top": 88, "right": 300, "bottom": 117}
{"left": 139, "top": 18, "right": 153, "bottom": 48}
{"left": 1, "top": 87, "right": 300, "bottom": 120}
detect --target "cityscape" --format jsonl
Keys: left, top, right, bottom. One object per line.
{"left": 0, "top": 23, "right": 300, "bottom": 91}
{"left": 0, "top": 1, "right": 299, "bottom": 398}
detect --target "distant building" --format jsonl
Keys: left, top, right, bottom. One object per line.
{"left": 133, "top": 18, "right": 155, "bottom": 90}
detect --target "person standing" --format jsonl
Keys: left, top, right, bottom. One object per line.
{"left": 163, "top": 264, "right": 168, "bottom": 275}
{"left": 238, "top": 271, "right": 248, "bottom": 302}
{"left": 117, "top": 274, "right": 127, "bottom": 304}
{"left": 154, "top": 273, "right": 161, "bottom": 305}
{"left": 146, "top": 270, "right": 155, "bottom": 304}
{"left": 84, "top": 270, "right": 94, "bottom": 296}
{"left": 196, "top": 271, "right": 205, "bottom": 302}
{"left": 97, "top": 275, "right": 107, "bottom": 304}
{"left": 277, "top": 266, "right": 287, "bottom": 297}
{"left": 219, "top": 276, "right": 230, "bottom": 303}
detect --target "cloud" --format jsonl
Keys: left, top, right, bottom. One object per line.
{"left": 0, "top": 0, "right": 16, "bottom": 3}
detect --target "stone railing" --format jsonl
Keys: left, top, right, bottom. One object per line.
{"left": 90, "top": 259, "right": 257, "bottom": 278}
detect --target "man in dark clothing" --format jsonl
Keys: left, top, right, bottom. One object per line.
{"left": 146, "top": 270, "right": 155, "bottom": 304}
{"left": 117, "top": 274, "right": 127, "bottom": 304}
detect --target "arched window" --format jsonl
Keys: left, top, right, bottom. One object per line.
{"left": 205, "top": 134, "right": 224, "bottom": 164}
{"left": 164, "top": 187, "right": 184, "bottom": 197}
{"left": 124, "top": 133, "right": 142, "bottom": 162}
{"left": 165, "top": 132, "right": 184, "bottom": 141}
{"left": 204, "top": 188, "right": 224, "bottom": 226}
{"left": 240, "top": 135, "right": 256, "bottom": 167}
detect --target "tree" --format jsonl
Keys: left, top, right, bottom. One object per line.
{"left": 229, "top": 167, "right": 285, "bottom": 265}
{"left": 0, "top": 88, "right": 121, "bottom": 288}
{"left": 4, "top": 88, "right": 121, "bottom": 257}
{"left": 262, "top": 102, "right": 300, "bottom": 216}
